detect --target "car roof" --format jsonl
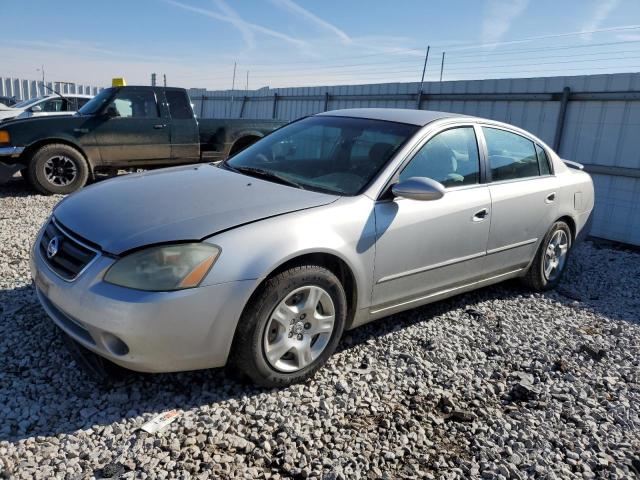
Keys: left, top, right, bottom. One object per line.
{"left": 318, "top": 108, "right": 466, "bottom": 126}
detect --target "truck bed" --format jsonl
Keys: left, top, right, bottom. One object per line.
{"left": 198, "top": 118, "right": 285, "bottom": 161}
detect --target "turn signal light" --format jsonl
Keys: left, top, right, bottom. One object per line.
{"left": 0, "top": 131, "right": 9, "bottom": 144}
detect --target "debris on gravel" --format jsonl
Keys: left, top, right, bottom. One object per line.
{"left": 1, "top": 180, "right": 639, "bottom": 479}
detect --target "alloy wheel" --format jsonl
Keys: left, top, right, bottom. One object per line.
{"left": 44, "top": 155, "right": 77, "bottom": 186}
{"left": 263, "top": 285, "right": 336, "bottom": 373}
{"left": 543, "top": 229, "right": 569, "bottom": 281}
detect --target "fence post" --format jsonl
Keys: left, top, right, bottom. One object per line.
{"left": 239, "top": 96, "right": 247, "bottom": 118}
{"left": 553, "top": 86, "right": 571, "bottom": 152}
{"left": 272, "top": 93, "right": 278, "bottom": 119}
{"left": 323, "top": 92, "right": 330, "bottom": 112}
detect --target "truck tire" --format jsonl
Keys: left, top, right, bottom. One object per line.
{"left": 27, "top": 143, "right": 90, "bottom": 195}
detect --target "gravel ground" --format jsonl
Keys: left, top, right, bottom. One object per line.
{"left": 1, "top": 178, "right": 639, "bottom": 479}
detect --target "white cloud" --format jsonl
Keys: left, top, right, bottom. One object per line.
{"left": 481, "top": 0, "right": 530, "bottom": 46}
{"left": 270, "top": 0, "right": 351, "bottom": 44}
{"left": 162, "top": 0, "right": 308, "bottom": 49}
{"left": 212, "top": 0, "right": 256, "bottom": 49}
{"left": 582, "top": 0, "right": 621, "bottom": 39}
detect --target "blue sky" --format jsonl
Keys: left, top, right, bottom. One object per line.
{"left": 1, "top": 0, "right": 639, "bottom": 89}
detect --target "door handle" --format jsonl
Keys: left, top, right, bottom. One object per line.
{"left": 545, "top": 192, "right": 556, "bottom": 204}
{"left": 472, "top": 208, "right": 489, "bottom": 222}
{"left": 153, "top": 124, "right": 166, "bottom": 129}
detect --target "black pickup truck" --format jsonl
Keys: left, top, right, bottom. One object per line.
{"left": 0, "top": 86, "right": 285, "bottom": 194}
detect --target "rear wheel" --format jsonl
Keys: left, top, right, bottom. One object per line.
{"left": 27, "top": 143, "right": 89, "bottom": 195}
{"left": 522, "top": 221, "right": 572, "bottom": 291}
{"left": 230, "top": 265, "right": 347, "bottom": 387}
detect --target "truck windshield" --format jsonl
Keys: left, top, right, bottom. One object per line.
{"left": 78, "top": 88, "right": 115, "bottom": 115}
{"left": 225, "top": 116, "right": 418, "bottom": 196}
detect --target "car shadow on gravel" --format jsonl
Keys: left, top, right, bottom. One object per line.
{"left": 0, "top": 177, "right": 37, "bottom": 199}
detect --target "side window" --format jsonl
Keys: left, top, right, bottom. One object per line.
{"left": 165, "top": 90, "right": 193, "bottom": 119}
{"left": 535, "top": 144, "right": 551, "bottom": 175}
{"left": 41, "top": 98, "right": 64, "bottom": 112}
{"left": 399, "top": 127, "right": 480, "bottom": 187}
{"left": 107, "top": 90, "right": 159, "bottom": 118}
{"left": 483, "top": 127, "right": 539, "bottom": 181}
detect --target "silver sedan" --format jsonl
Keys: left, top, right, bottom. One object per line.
{"left": 30, "top": 108, "right": 594, "bottom": 386}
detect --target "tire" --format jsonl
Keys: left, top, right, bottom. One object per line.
{"left": 230, "top": 265, "right": 347, "bottom": 387}
{"left": 27, "top": 143, "right": 89, "bottom": 195}
{"left": 522, "top": 220, "right": 572, "bottom": 291}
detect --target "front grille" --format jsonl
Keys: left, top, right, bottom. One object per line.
{"left": 39, "top": 219, "right": 98, "bottom": 280}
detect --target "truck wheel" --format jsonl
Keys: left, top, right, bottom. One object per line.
{"left": 230, "top": 264, "right": 347, "bottom": 387}
{"left": 27, "top": 143, "right": 89, "bottom": 195}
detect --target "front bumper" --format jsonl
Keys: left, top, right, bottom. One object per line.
{"left": 0, "top": 147, "right": 25, "bottom": 184}
{"left": 0, "top": 146, "right": 25, "bottom": 157}
{"left": 30, "top": 238, "right": 256, "bottom": 373}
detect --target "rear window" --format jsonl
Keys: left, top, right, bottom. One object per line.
{"left": 483, "top": 127, "right": 539, "bottom": 182}
{"left": 165, "top": 90, "right": 193, "bottom": 119}
{"left": 535, "top": 144, "right": 552, "bottom": 175}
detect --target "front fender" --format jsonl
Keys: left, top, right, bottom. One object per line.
{"left": 200, "top": 195, "right": 378, "bottom": 312}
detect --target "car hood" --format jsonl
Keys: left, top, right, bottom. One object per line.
{"left": 0, "top": 108, "right": 20, "bottom": 119}
{"left": 54, "top": 164, "right": 339, "bottom": 255}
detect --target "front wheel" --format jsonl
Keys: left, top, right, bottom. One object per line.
{"left": 27, "top": 143, "right": 89, "bottom": 195}
{"left": 230, "top": 265, "right": 347, "bottom": 387}
{"left": 522, "top": 220, "right": 572, "bottom": 291}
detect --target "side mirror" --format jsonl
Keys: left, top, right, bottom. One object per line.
{"left": 30, "top": 105, "right": 42, "bottom": 112}
{"left": 391, "top": 177, "right": 445, "bottom": 201}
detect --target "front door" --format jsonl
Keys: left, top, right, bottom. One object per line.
{"left": 372, "top": 126, "right": 491, "bottom": 311}
{"left": 91, "top": 88, "right": 171, "bottom": 166}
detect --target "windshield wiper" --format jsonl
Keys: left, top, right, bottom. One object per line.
{"left": 233, "top": 166, "right": 305, "bottom": 189}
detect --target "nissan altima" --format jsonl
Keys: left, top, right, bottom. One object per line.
{"left": 30, "top": 108, "right": 594, "bottom": 386}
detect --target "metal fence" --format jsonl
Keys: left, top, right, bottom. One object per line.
{"left": 0, "top": 77, "right": 101, "bottom": 101}
{"left": 189, "top": 73, "right": 640, "bottom": 246}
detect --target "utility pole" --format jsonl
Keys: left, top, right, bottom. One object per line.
{"left": 163, "top": 74, "right": 167, "bottom": 87}
{"left": 439, "top": 52, "right": 445, "bottom": 82}
{"left": 228, "top": 61, "right": 237, "bottom": 118}
{"left": 37, "top": 65, "right": 46, "bottom": 95}
{"left": 416, "top": 45, "right": 430, "bottom": 109}
{"left": 246, "top": 70, "right": 249, "bottom": 92}
{"left": 151, "top": 73, "right": 157, "bottom": 86}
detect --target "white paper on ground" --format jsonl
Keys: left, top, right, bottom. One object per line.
{"left": 140, "top": 410, "right": 181, "bottom": 434}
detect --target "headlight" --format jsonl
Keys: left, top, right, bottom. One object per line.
{"left": 0, "top": 130, "right": 10, "bottom": 144}
{"left": 104, "top": 243, "right": 220, "bottom": 291}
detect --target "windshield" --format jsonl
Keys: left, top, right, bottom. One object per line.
{"left": 225, "top": 116, "right": 418, "bottom": 195}
{"left": 78, "top": 88, "right": 115, "bottom": 115}
{"left": 12, "top": 97, "right": 44, "bottom": 109}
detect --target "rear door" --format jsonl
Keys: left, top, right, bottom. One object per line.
{"left": 91, "top": 88, "right": 171, "bottom": 166}
{"left": 480, "top": 125, "right": 558, "bottom": 274}
{"left": 165, "top": 89, "right": 200, "bottom": 163}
